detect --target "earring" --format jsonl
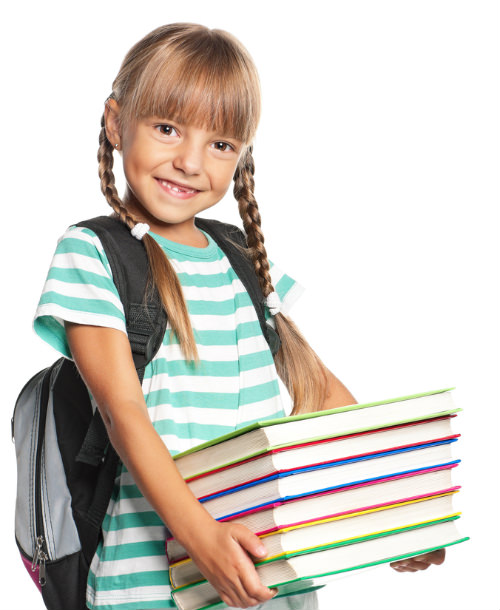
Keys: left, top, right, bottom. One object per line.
{"left": 114, "top": 143, "right": 119, "bottom": 149}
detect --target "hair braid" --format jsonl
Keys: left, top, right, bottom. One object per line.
{"left": 234, "top": 147, "right": 329, "bottom": 415}
{"left": 97, "top": 112, "right": 198, "bottom": 361}
{"left": 233, "top": 146, "right": 273, "bottom": 297}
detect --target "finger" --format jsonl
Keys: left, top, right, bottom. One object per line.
{"left": 219, "top": 577, "right": 260, "bottom": 609}
{"left": 233, "top": 525, "right": 268, "bottom": 560}
{"left": 427, "top": 548, "right": 446, "bottom": 565}
{"left": 408, "top": 548, "right": 446, "bottom": 566}
{"left": 238, "top": 558, "right": 276, "bottom": 605}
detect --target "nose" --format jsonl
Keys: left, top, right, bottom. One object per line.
{"left": 172, "top": 138, "right": 203, "bottom": 176}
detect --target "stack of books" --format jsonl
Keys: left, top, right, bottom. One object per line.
{"left": 168, "top": 388, "right": 468, "bottom": 610}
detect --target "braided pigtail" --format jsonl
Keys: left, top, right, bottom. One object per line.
{"left": 98, "top": 113, "right": 198, "bottom": 361}
{"left": 234, "top": 147, "right": 329, "bottom": 414}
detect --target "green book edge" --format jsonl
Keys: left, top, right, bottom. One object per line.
{"left": 171, "top": 515, "right": 462, "bottom": 592}
{"left": 174, "top": 387, "right": 455, "bottom": 461}
{"left": 183, "top": 409, "right": 461, "bottom": 478}
{"left": 186, "top": 536, "right": 470, "bottom": 610}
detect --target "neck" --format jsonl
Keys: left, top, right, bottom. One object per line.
{"left": 122, "top": 189, "right": 208, "bottom": 247}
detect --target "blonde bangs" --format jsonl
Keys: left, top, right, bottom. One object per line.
{"left": 116, "top": 26, "right": 261, "bottom": 144}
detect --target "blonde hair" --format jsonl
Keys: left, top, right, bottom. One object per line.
{"left": 98, "top": 23, "right": 328, "bottom": 413}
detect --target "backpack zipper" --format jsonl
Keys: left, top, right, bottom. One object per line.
{"left": 31, "top": 364, "right": 56, "bottom": 587}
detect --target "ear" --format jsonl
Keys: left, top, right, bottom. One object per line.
{"left": 104, "top": 98, "right": 122, "bottom": 150}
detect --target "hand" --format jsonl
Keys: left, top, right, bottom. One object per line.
{"left": 390, "top": 548, "right": 446, "bottom": 572}
{"left": 185, "top": 519, "right": 277, "bottom": 608}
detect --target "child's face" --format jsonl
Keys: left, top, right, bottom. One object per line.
{"left": 107, "top": 104, "right": 245, "bottom": 236}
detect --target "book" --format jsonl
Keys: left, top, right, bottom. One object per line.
{"left": 174, "top": 388, "right": 459, "bottom": 480}
{"left": 186, "top": 416, "right": 457, "bottom": 499}
{"left": 199, "top": 441, "right": 458, "bottom": 520}
{"left": 166, "top": 463, "right": 459, "bottom": 564}
{"left": 171, "top": 519, "right": 468, "bottom": 610}
{"left": 169, "top": 492, "right": 460, "bottom": 588}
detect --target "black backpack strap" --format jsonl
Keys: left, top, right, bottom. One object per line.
{"left": 195, "top": 218, "right": 281, "bottom": 356}
{"left": 76, "top": 216, "right": 280, "bottom": 467}
{"left": 75, "top": 216, "right": 167, "bottom": 368}
{"left": 74, "top": 216, "right": 167, "bottom": 467}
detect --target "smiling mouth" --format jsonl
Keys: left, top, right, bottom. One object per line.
{"left": 156, "top": 178, "right": 200, "bottom": 195}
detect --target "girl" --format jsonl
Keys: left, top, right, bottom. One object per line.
{"left": 33, "top": 22, "right": 444, "bottom": 610}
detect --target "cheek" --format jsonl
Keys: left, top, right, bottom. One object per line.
{"left": 209, "top": 162, "right": 239, "bottom": 195}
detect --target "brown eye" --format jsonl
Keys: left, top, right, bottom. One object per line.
{"left": 156, "top": 124, "right": 178, "bottom": 137}
{"left": 213, "top": 141, "right": 233, "bottom": 152}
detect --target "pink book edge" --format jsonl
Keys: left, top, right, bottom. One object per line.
{"left": 166, "top": 463, "right": 460, "bottom": 547}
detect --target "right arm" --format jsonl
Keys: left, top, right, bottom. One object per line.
{"left": 66, "top": 322, "right": 276, "bottom": 608}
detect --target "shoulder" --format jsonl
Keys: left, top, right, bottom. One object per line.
{"left": 195, "top": 217, "right": 246, "bottom": 245}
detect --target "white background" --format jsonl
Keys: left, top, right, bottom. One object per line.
{"left": 1, "top": 1, "right": 498, "bottom": 609}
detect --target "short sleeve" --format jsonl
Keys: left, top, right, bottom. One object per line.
{"left": 34, "top": 226, "right": 127, "bottom": 359}
{"left": 266, "top": 260, "right": 305, "bottom": 320}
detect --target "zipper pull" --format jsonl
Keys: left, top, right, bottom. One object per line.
{"left": 32, "top": 535, "right": 48, "bottom": 586}
{"left": 31, "top": 545, "right": 39, "bottom": 572}
{"left": 38, "top": 553, "right": 47, "bottom": 587}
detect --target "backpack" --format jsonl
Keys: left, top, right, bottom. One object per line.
{"left": 12, "top": 215, "right": 281, "bottom": 610}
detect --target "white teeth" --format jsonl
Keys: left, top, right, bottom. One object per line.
{"left": 160, "top": 179, "right": 196, "bottom": 194}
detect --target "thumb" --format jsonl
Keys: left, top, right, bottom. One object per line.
{"left": 232, "top": 524, "right": 268, "bottom": 560}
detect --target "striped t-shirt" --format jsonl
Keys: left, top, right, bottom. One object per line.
{"left": 34, "top": 224, "right": 304, "bottom": 610}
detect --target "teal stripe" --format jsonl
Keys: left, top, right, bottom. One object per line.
{"left": 33, "top": 316, "right": 70, "bottom": 358}
{"left": 102, "top": 511, "right": 163, "bottom": 532}
{"left": 187, "top": 298, "right": 236, "bottom": 316}
{"left": 88, "top": 600, "right": 174, "bottom": 610}
{"left": 38, "top": 291, "right": 124, "bottom": 320}
{"left": 55, "top": 236, "right": 104, "bottom": 259}
{"left": 162, "top": 321, "right": 262, "bottom": 347}
{"left": 176, "top": 267, "right": 239, "bottom": 288}
{"left": 88, "top": 568, "right": 174, "bottom": 592}
{"left": 146, "top": 388, "right": 238, "bottom": 409}
{"left": 152, "top": 419, "right": 235, "bottom": 440}
{"left": 275, "top": 273, "right": 295, "bottom": 300}
{"left": 145, "top": 350, "right": 272, "bottom": 378}
{"left": 97, "top": 540, "right": 165, "bottom": 561}
{"left": 239, "top": 349, "right": 274, "bottom": 371}
{"left": 236, "top": 320, "right": 264, "bottom": 340}
{"left": 239, "top": 380, "right": 280, "bottom": 406}
{"left": 145, "top": 358, "right": 239, "bottom": 379}
{"left": 47, "top": 267, "right": 115, "bottom": 291}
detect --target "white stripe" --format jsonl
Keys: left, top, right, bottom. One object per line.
{"left": 41, "top": 278, "right": 124, "bottom": 314}
{"left": 280, "top": 281, "right": 305, "bottom": 315}
{"left": 236, "top": 396, "right": 286, "bottom": 425}
{"left": 188, "top": 304, "right": 256, "bottom": 331}
{"left": 147, "top": 364, "right": 276, "bottom": 396}
{"left": 157, "top": 336, "right": 270, "bottom": 361}
{"left": 269, "top": 261, "right": 287, "bottom": 286}
{"left": 51, "top": 252, "right": 111, "bottom": 277}
{"left": 168, "top": 256, "right": 232, "bottom": 275}
{"left": 114, "top": 495, "right": 167, "bottom": 514}
{"left": 147, "top": 404, "right": 239, "bottom": 429}
{"left": 153, "top": 342, "right": 240, "bottom": 362}
{"left": 93, "top": 554, "right": 168, "bottom": 576}
{"left": 236, "top": 335, "right": 270, "bottom": 356}
{"left": 61, "top": 226, "right": 107, "bottom": 255}
{"left": 238, "top": 363, "right": 277, "bottom": 388}
{"left": 180, "top": 278, "right": 246, "bottom": 301}
{"left": 35, "top": 303, "right": 127, "bottom": 335}
{"left": 87, "top": 580, "right": 171, "bottom": 603}
{"left": 147, "top": 372, "right": 240, "bottom": 394}
{"left": 102, "top": 523, "right": 166, "bottom": 547}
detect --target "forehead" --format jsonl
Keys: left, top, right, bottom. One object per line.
{"left": 122, "top": 49, "right": 258, "bottom": 144}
